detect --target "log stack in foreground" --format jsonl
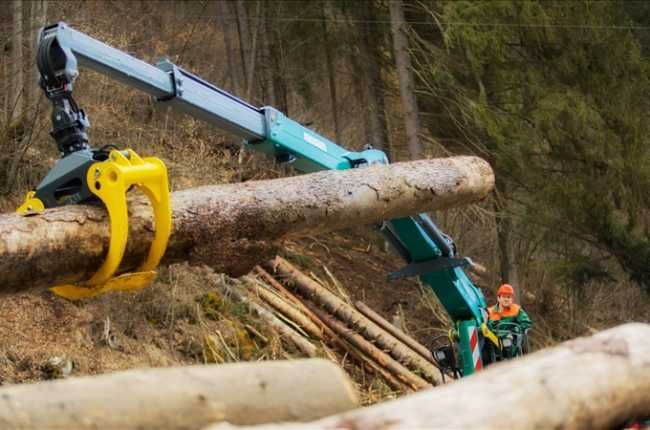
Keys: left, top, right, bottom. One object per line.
{"left": 0, "top": 360, "right": 358, "bottom": 430}
{"left": 205, "top": 323, "right": 650, "bottom": 430}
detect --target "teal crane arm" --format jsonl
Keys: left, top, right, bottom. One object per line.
{"left": 35, "top": 22, "right": 491, "bottom": 375}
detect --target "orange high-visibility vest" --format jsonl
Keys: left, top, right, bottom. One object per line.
{"left": 488, "top": 303, "right": 521, "bottom": 321}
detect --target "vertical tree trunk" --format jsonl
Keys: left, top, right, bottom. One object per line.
{"left": 8, "top": 0, "right": 24, "bottom": 124}
{"left": 244, "top": 1, "right": 261, "bottom": 101}
{"left": 321, "top": 2, "right": 342, "bottom": 144}
{"left": 269, "top": 27, "right": 289, "bottom": 115}
{"left": 234, "top": 0, "right": 252, "bottom": 95}
{"left": 216, "top": 0, "right": 242, "bottom": 95}
{"left": 358, "top": 2, "right": 390, "bottom": 158}
{"left": 389, "top": 0, "right": 423, "bottom": 160}
{"left": 495, "top": 179, "right": 520, "bottom": 302}
{"left": 260, "top": 2, "right": 276, "bottom": 106}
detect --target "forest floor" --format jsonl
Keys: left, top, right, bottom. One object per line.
{"left": 0, "top": 223, "right": 448, "bottom": 403}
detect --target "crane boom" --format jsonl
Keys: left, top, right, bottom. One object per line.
{"left": 32, "top": 22, "right": 496, "bottom": 376}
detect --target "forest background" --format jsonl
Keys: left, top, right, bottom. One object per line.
{"left": 0, "top": 0, "right": 649, "bottom": 394}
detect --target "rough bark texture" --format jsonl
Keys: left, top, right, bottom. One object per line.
{"left": 211, "top": 273, "right": 317, "bottom": 357}
{"left": 313, "top": 307, "right": 431, "bottom": 391}
{"left": 249, "top": 279, "right": 323, "bottom": 340}
{"left": 267, "top": 257, "right": 444, "bottom": 385}
{"left": 0, "top": 360, "right": 358, "bottom": 430}
{"left": 389, "top": 0, "right": 423, "bottom": 159}
{"left": 9, "top": 0, "right": 23, "bottom": 123}
{"left": 355, "top": 301, "right": 435, "bottom": 366}
{"left": 0, "top": 157, "right": 493, "bottom": 291}
{"left": 255, "top": 266, "right": 410, "bottom": 392}
{"left": 208, "top": 323, "right": 650, "bottom": 430}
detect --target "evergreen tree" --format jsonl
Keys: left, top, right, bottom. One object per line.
{"left": 413, "top": 1, "right": 650, "bottom": 289}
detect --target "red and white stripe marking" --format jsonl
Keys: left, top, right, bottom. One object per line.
{"left": 468, "top": 326, "right": 482, "bottom": 371}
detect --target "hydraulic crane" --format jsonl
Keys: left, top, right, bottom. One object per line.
{"left": 18, "top": 22, "right": 508, "bottom": 377}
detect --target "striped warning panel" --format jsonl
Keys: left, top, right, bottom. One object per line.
{"left": 468, "top": 325, "right": 482, "bottom": 371}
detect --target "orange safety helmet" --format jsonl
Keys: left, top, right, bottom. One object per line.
{"left": 497, "top": 284, "right": 514, "bottom": 297}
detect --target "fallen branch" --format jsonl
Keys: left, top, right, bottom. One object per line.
{"left": 0, "top": 360, "right": 358, "bottom": 430}
{"left": 266, "top": 257, "right": 444, "bottom": 385}
{"left": 0, "top": 157, "right": 493, "bottom": 291}
{"left": 206, "top": 323, "right": 650, "bottom": 430}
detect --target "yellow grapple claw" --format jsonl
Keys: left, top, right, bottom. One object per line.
{"left": 16, "top": 191, "right": 45, "bottom": 215}
{"left": 50, "top": 149, "right": 172, "bottom": 300}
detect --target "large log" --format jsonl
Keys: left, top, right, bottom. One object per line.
{"left": 0, "top": 156, "right": 493, "bottom": 292}
{"left": 205, "top": 323, "right": 650, "bottom": 430}
{"left": 267, "top": 257, "right": 445, "bottom": 385}
{"left": 0, "top": 359, "right": 358, "bottom": 430}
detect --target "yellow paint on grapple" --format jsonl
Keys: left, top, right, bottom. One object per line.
{"left": 16, "top": 191, "right": 45, "bottom": 215}
{"left": 481, "top": 323, "right": 500, "bottom": 348}
{"left": 50, "top": 149, "right": 172, "bottom": 300}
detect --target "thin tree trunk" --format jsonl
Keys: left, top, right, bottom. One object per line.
{"left": 269, "top": 24, "right": 288, "bottom": 115}
{"left": 8, "top": 0, "right": 24, "bottom": 124}
{"left": 260, "top": 2, "right": 275, "bottom": 105}
{"left": 0, "top": 157, "right": 493, "bottom": 291}
{"left": 0, "top": 360, "right": 358, "bottom": 429}
{"left": 358, "top": 2, "right": 389, "bottom": 158}
{"left": 495, "top": 178, "right": 520, "bottom": 301}
{"left": 216, "top": 0, "right": 242, "bottom": 95}
{"left": 234, "top": 0, "right": 251, "bottom": 94}
{"left": 321, "top": 2, "right": 342, "bottom": 144}
{"left": 244, "top": 1, "right": 260, "bottom": 101}
{"left": 389, "top": 0, "right": 422, "bottom": 159}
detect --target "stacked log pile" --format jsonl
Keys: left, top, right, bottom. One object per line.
{"left": 220, "top": 256, "right": 446, "bottom": 392}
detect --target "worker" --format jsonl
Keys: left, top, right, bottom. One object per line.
{"left": 488, "top": 284, "right": 532, "bottom": 331}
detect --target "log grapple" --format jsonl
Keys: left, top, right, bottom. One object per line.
{"left": 17, "top": 24, "right": 171, "bottom": 300}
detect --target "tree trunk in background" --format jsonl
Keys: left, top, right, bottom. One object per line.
{"left": 350, "top": 53, "right": 371, "bottom": 147}
{"left": 260, "top": 2, "right": 276, "bottom": 106}
{"left": 495, "top": 179, "right": 520, "bottom": 301}
{"left": 234, "top": 0, "right": 252, "bottom": 97}
{"left": 216, "top": 0, "right": 242, "bottom": 95}
{"left": 244, "top": 1, "right": 261, "bottom": 101}
{"left": 24, "top": 1, "right": 34, "bottom": 113}
{"left": 269, "top": 26, "right": 288, "bottom": 115}
{"left": 321, "top": 2, "right": 342, "bottom": 145}
{"left": 8, "top": 0, "right": 24, "bottom": 124}
{"left": 358, "top": 2, "right": 390, "bottom": 158}
{"left": 389, "top": 0, "right": 423, "bottom": 160}
{"left": 26, "top": 0, "right": 47, "bottom": 112}
{"left": 0, "top": 157, "right": 494, "bottom": 291}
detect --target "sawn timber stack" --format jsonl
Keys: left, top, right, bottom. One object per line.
{"left": 0, "top": 156, "right": 493, "bottom": 292}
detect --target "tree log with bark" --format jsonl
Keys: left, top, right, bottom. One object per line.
{"left": 266, "top": 256, "right": 445, "bottom": 385}
{"left": 0, "top": 156, "right": 493, "bottom": 292}
{"left": 207, "top": 323, "right": 650, "bottom": 430}
{"left": 0, "top": 359, "right": 358, "bottom": 430}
